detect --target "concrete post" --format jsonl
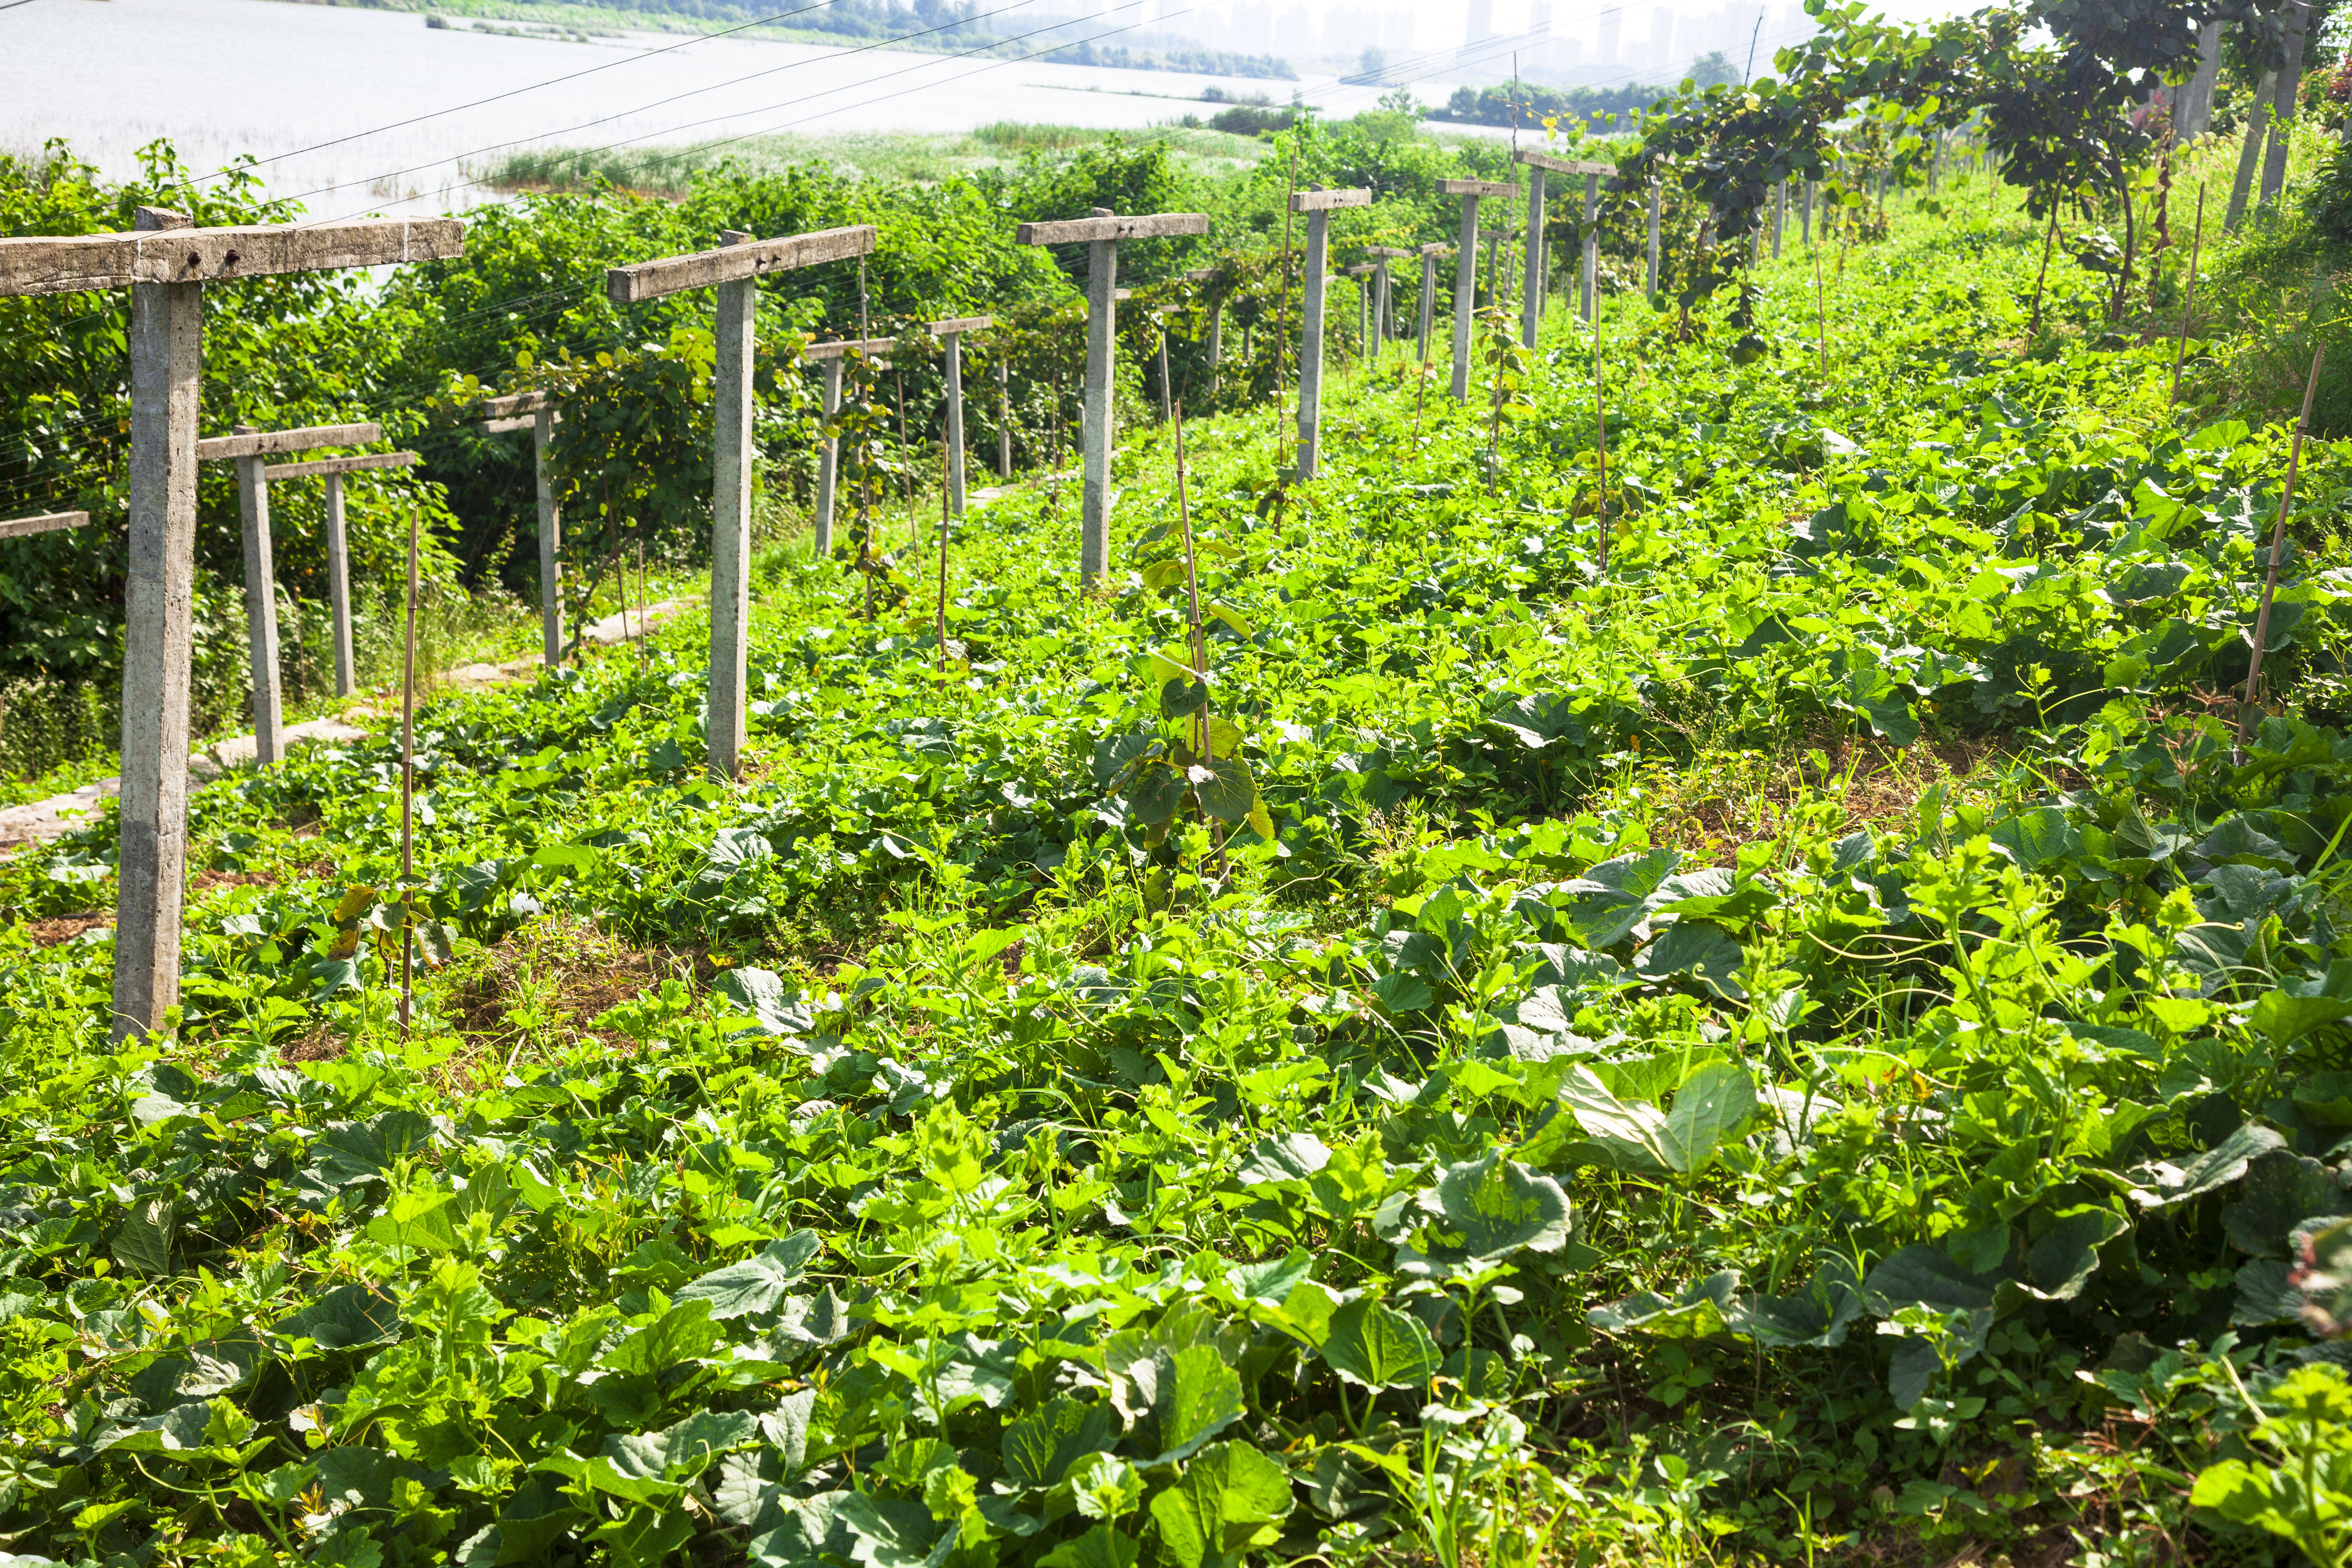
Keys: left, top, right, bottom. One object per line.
{"left": 1288, "top": 186, "right": 1371, "bottom": 478}
{"left": 0, "top": 206, "right": 462, "bottom": 1042}
{"left": 324, "top": 472, "right": 354, "bottom": 696}
{"left": 1355, "top": 269, "right": 1369, "bottom": 367}
{"left": 1207, "top": 297, "right": 1223, "bottom": 394}
{"left": 1447, "top": 187, "right": 1487, "bottom": 401}
{"left": 607, "top": 223, "right": 877, "bottom": 771}
{"left": 1802, "top": 180, "right": 1814, "bottom": 245}
{"left": 230, "top": 434, "right": 285, "bottom": 767}
{"left": 1298, "top": 211, "right": 1330, "bottom": 477}
{"left": 709, "top": 231, "right": 756, "bottom": 782}
{"left": 1646, "top": 185, "right": 1662, "bottom": 298}
{"left": 1082, "top": 231, "right": 1116, "bottom": 581}
{"left": 116, "top": 208, "right": 200, "bottom": 1043}
{"left": 531, "top": 409, "right": 560, "bottom": 665}
{"left": 927, "top": 318, "right": 993, "bottom": 514}
{"left": 1772, "top": 180, "right": 1786, "bottom": 258}
{"left": 817, "top": 358, "right": 843, "bottom": 553}
{"left": 1520, "top": 165, "right": 1546, "bottom": 348}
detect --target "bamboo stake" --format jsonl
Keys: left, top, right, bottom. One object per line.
{"left": 1277, "top": 144, "right": 1297, "bottom": 473}
{"left": 635, "top": 531, "right": 649, "bottom": 678}
{"left": 1594, "top": 280, "right": 1611, "bottom": 577}
{"left": 2169, "top": 182, "right": 2207, "bottom": 406}
{"left": 896, "top": 363, "right": 916, "bottom": 549}
{"left": 1813, "top": 237, "right": 1829, "bottom": 382}
{"left": 2239, "top": 343, "right": 2326, "bottom": 753}
{"left": 936, "top": 439, "right": 950, "bottom": 671}
{"left": 400, "top": 505, "right": 418, "bottom": 1037}
{"left": 2027, "top": 206, "right": 2058, "bottom": 339}
{"left": 857, "top": 261, "right": 874, "bottom": 624}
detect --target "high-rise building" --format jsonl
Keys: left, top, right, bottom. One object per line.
{"left": 1465, "top": 0, "right": 1496, "bottom": 49}
{"left": 1385, "top": 8, "right": 1416, "bottom": 54}
{"left": 1650, "top": 7, "right": 1676, "bottom": 72}
{"left": 1529, "top": 0, "right": 1554, "bottom": 38}
{"left": 1276, "top": 2, "right": 1313, "bottom": 53}
{"left": 1598, "top": 5, "right": 1622, "bottom": 64}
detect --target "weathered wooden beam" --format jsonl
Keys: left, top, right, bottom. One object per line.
{"left": 927, "top": 315, "right": 994, "bottom": 336}
{"left": 1184, "top": 267, "right": 1217, "bottom": 283}
{"left": 0, "top": 216, "right": 462, "bottom": 298}
{"left": 1289, "top": 187, "right": 1372, "bottom": 214}
{"left": 472, "top": 389, "right": 552, "bottom": 418}
{"left": 195, "top": 422, "right": 381, "bottom": 462}
{"left": 262, "top": 450, "right": 418, "bottom": 480}
{"left": 1441, "top": 179, "right": 1519, "bottom": 199}
{"left": 709, "top": 231, "right": 756, "bottom": 779}
{"left": 1295, "top": 185, "right": 1367, "bottom": 480}
{"left": 1364, "top": 245, "right": 1414, "bottom": 258}
{"left": 803, "top": 335, "right": 897, "bottom": 361}
{"left": 1016, "top": 208, "right": 1212, "bottom": 586}
{"left": 1015, "top": 213, "right": 1209, "bottom": 245}
{"left": 606, "top": 224, "right": 876, "bottom": 305}
{"left": 0, "top": 510, "right": 93, "bottom": 539}
{"left": 1514, "top": 150, "right": 1613, "bottom": 176}
{"left": 481, "top": 415, "right": 535, "bottom": 434}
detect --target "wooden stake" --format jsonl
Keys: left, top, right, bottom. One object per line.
{"left": 896, "top": 364, "right": 917, "bottom": 549}
{"left": 1595, "top": 280, "right": 1611, "bottom": 576}
{"left": 2027, "top": 206, "right": 2058, "bottom": 339}
{"left": 2169, "top": 182, "right": 2207, "bottom": 406}
{"left": 2239, "top": 343, "right": 2326, "bottom": 752}
{"left": 1813, "top": 236, "right": 1829, "bottom": 382}
{"left": 936, "top": 439, "right": 950, "bottom": 671}
{"left": 400, "top": 505, "right": 418, "bottom": 1037}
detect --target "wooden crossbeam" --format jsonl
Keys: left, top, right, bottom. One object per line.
{"left": 195, "top": 422, "right": 381, "bottom": 462}
{"left": 1290, "top": 187, "right": 1372, "bottom": 214}
{"left": 1419, "top": 241, "right": 1453, "bottom": 255}
{"left": 1015, "top": 213, "right": 1209, "bottom": 244}
{"left": 1184, "top": 267, "right": 1217, "bottom": 282}
{"left": 1515, "top": 150, "right": 1614, "bottom": 176}
{"left": 803, "top": 336, "right": 898, "bottom": 360}
{"left": 1364, "top": 246, "right": 1415, "bottom": 258}
{"left": 472, "top": 390, "right": 553, "bottom": 418}
{"left": 1345, "top": 263, "right": 1376, "bottom": 276}
{"left": 263, "top": 450, "right": 418, "bottom": 481}
{"left": 0, "top": 216, "right": 462, "bottom": 298}
{"left": 605, "top": 224, "right": 876, "bottom": 304}
{"left": 927, "top": 315, "right": 993, "bottom": 335}
{"left": 0, "top": 511, "right": 93, "bottom": 539}
{"left": 1441, "top": 179, "right": 1519, "bottom": 198}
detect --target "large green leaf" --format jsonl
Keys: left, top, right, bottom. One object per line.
{"left": 713, "top": 969, "right": 817, "bottom": 1038}
{"left": 1589, "top": 1271, "right": 1740, "bottom": 1338}
{"left": 112, "top": 1197, "right": 174, "bottom": 1276}
{"left": 1194, "top": 755, "right": 1259, "bottom": 825}
{"left": 1556, "top": 1068, "right": 1676, "bottom": 1175}
{"left": 678, "top": 1232, "right": 823, "bottom": 1319}
{"left": 273, "top": 1284, "right": 400, "bottom": 1350}
{"left": 1003, "top": 1394, "right": 1115, "bottom": 1488}
{"left": 1399, "top": 1150, "right": 1573, "bottom": 1272}
{"left": 1635, "top": 921, "right": 1748, "bottom": 1001}
{"left": 1146, "top": 1345, "right": 1246, "bottom": 1465}
{"left": 1661, "top": 1062, "right": 1759, "bottom": 1174}
{"left": 1147, "top": 1442, "right": 1294, "bottom": 1568}
{"left": 1319, "top": 1297, "right": 1442, "bottom": 1390}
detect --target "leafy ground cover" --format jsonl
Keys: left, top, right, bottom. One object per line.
{"left": 5, "top": 156, "right": 2352, "bottom": 1568}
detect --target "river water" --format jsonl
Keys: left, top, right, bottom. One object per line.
{"left": 3, "top": 0, "right": 1476, "bottom": 219}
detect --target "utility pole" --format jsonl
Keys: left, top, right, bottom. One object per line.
{"left": 1442, "top": 179, "right": 1517, "bottom": 400}
{"left": 197, "top": 419, "right": 384, "bottom": 764}
{"left": 607, "top": 222, "right": 879, "bottom": 780}
{"left": 0, "top": 206, "right": 462, "bottom": 1040}
{"left": 805, "top": 335, "right": 896, "bottom": 557}
{"left": 264, "top": 448, "right": 419, "bottom": 696}
{"left": 474, "top": 390, "right": 562, "bottom": 667}
{"left": 1284, "top": 186, "right": 1370, "bottom": 480}
{"left": 927, "top": 315, "right": 993, "bottom": 517}
{"left": 1015, "top": 206, "right": 1212, "bottom": 586}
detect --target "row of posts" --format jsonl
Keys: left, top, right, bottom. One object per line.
{"left": 0, "top": 144, "right": 1866, "bottom": 1039}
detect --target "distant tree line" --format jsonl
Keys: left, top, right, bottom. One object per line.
{"left": 1426, "top": 79, "right": 1674, "bottom": 131}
